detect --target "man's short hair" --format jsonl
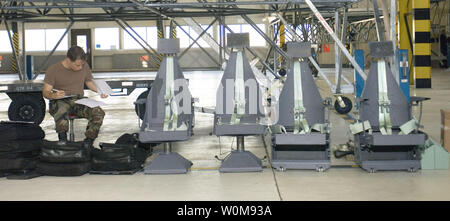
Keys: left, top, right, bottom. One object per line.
{"left": 67, "top": 46, "right": 87, "bottom": 62}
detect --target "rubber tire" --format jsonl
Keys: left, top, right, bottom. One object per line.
{"left": 334, "top": 96, "right": 353, "bottom": 114}
{"left": 40, "top": 97, "right": 46, "bottom": 118}
{"left": 0, "top": 150, "right": 41, "bottom": 159}
{"left": 0, "top": 121, "right": 45, "bottom": 141}
{"left": 37, "top": 161, "right": 91, "bottom": 176}
{"left": 0, "top": 140, "right": 43, "bottom": 153}
{"left": 8, "top": 96, "right": 46, "bottom": 125}
{"left": 0, "top": 157, "right": 38, "bottom": 172}
{"left": 135, "top": 90, "right": 149, "bottom": 120}
{"left": 278, "top": 68, "right": 287, "bottom": 77}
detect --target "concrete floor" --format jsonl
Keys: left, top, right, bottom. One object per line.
{"left": 0, "top": 68, "right": 449, "bottom": 201}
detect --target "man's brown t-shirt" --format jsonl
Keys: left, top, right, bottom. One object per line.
{"left": 44, "top": 61, "right": 93, "bottom": 96}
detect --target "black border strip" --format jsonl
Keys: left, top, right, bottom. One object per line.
{"left": 414, "top": 32, "right": 431, "bottom": 43}
{"left": 414, "top": 55, "right": 431, "bottom": 66}
{"left": 416, "top": 78, "right": 431, "bottom": 88}
{"left": 413, "top": 8, "right": 430, "bottom": 20}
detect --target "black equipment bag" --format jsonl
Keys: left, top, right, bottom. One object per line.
{"left": 90, "top": 142, "right": 149, "bottom": 173}
{"left": 40, "top": 140, "right": 92, "bottom": 163}
{"left": 0, "top": 121, "right": 45, "bottom": 141}
{"left": 115, "top": 133, "right": 155, "bottom": 152}
{"left": 36, "top": 161, "right": 91, "bottom": 176}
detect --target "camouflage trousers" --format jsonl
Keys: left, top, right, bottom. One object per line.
{"left": 49, "top": 96, "right": 105, "bottom": 140}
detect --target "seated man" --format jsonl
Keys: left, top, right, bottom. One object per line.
{"left": 42, "top": 46, "right": 108, "bottom": 146}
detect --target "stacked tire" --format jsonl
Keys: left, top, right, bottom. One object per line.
{"left": 0, "top": 121, "right": 45, "bottom": 178}
{"left": 37, "top": 141, "right": 92, "bottom": 176}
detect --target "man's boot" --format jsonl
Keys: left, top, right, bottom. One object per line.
{"left": 83, "top": 137, "right": 94, "bottom": 148}
{"left": 58, "top": 132, "right": 67, "bottom": 145}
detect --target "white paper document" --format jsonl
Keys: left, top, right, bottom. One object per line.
{"left": 93, "top": 79, "right": 113, "bottom": 95}
{"left": 75, "top": 98, "right": 107, "bottom": 108}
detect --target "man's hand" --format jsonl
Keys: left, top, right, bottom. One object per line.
{"left": 54, "top": 90, "right": 66, "bottom": 99}
{"left": 100, "top": 94, "right": 108, "bottom": 99}
{"left": 43, "top": 83, "right": 67, "bottom": 100}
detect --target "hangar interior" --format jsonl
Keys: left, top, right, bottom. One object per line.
{"left": 0, "top": 0, "right": 449, "bottom": 201}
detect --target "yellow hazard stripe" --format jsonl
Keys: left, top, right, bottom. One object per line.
{"left": 413, "top": 43, "right": 431, "bottom": 56}
{"left": 414, "top": 66, "right": 431, "bottom": 79}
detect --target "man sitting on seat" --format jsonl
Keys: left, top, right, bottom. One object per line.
{"left": 42, "top": 46, "right": 108, "bottom": 146}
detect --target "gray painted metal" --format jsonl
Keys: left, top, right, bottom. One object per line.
{"left": 274, "top": 133, "right": 327, "bottom": 145}
{"left": 354, "top": 136, "right": 421, "bottom": 172}
{"left": 219, "top": 150, "right": 263, "bottom": 173}
{"left": 139, "top": 41, "right": 193, "bottom": 142}
{"left": 286, "top": 42, "right": 312, "bottom": 58}
{"left": 360, "top": 160, "right": 421, "bottom": 172}
{"left": 272, "top": 159, "right": 331, "bottom": 171}
{"left": 369, "top": 41, "right": 394, "bottom": 58}
{"left": 334, "top": 11, "right": 340, "bottom": 91}
{"left": 269, "top": 133, "right": 331, "bottom": 171}
{"left": 214, "top": 50, "right": 264, "bottom": 131}
{"left": 227, "top": 33, "right": 249, "bottom": 49}
{"left": 372, "top": 0, "right": 385, "bottom": 41}
{"left": 354, "top": 47, "right": 425, "bottom": 172}
{"left": 214, "top": 35, "right": 265, "bottom": 172}
{"left": 335, "top": 7, "right": 348, "bottom": 94}
{"left": 139, "top": 130, "right": 190, "bottom": 143}
{"left": 144, "top": 151, "right": 193, "bottom": 174}
{"left": 277, "top": 61, "right": 325, "bottom": 128}
{"left": 157, "top": 39, "right": 181, "bottom": 54}
{"left": 370, "top": 132, "right": 426, "bottom": 146}
{"left": 222, "top": 24, "right": 277, "bottom": 77}
{"left": 214, "top": 123, "right": 265, "bottom": 136}
{"left": 138, "top": 41, "right": 193, "bottom": 174}
{"left": 359, "top": 58, "right": 410, "bottom": 128}
{"left": 269, "top": 42, "right": 330, "bottom": 171}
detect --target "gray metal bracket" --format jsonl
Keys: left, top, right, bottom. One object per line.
{"left": 219, "top": 150, "right": 263, "bottom": 173}
{"left": 144, "top": 143, "right": 193, "bottom": 174}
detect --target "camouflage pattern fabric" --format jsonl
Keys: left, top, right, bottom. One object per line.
{"left": 49, "top": 96, "right": 105, "bottom": 139}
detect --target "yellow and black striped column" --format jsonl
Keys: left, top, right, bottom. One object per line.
{"left": 412, "top": 0, "right": 431, "bottom": 88}
{"left": 280, "top": 22, "right": 285, "bottom": 64}
{"left": 398, "top": 0, "right": 413, "bottom": 85}
{"left": 170, "top": 21, "right": 177, "bottom": 39}
{"left": 156, "top": 18, "right": 164, "bottom": 67}
{"left": 11, "top": 22, "right": 20, "bottom": 73}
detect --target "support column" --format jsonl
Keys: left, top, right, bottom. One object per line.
{"left": 156, "top": 18, "right": 164, "bottom": 67}
{"left": 398, "top": 0, "right": 413, "bottom": 85}
{"left": 170, "top": 20, "right": 177, "bottom": 39}
{"left": 412, "top": 0, "right": 431, "bottom": 88}
{"left": 11, "top": 22, "right": 19, "bottom": 74}
{"left": 280, "top": 22, "right": 285, "bottom": 67}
